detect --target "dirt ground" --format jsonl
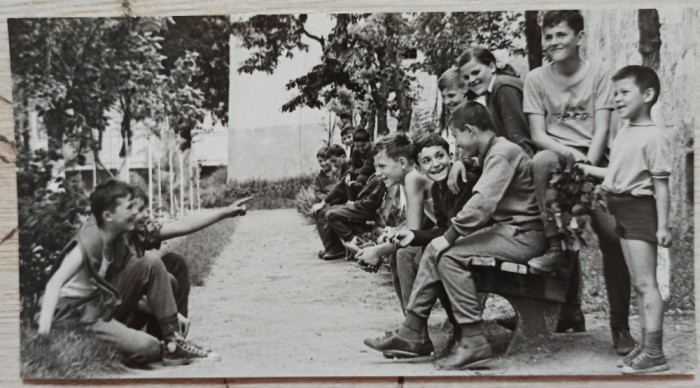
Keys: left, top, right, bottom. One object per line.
{"left": 124, "top": 209, "right": 696, "bottom": 379}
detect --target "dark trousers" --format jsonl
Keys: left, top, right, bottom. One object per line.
{"left": 315, "top": 205, "right": 376, "bottom": 253}
{"left": 326, "top": 204, "right": 377, "bottom": 242}
{"left": 532, "top": 150, "right": 630, "bottom": 329}
{"left": 108, "top": 253, "right": 181, "bottom": 339}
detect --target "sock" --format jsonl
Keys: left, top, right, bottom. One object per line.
{"left": 644, "top": 330, "right": 664, "bottom": 357}
{"left": 547, "top": 237, "right": 563, "bottom": 252}
{"left": 398, "top": 312, "right": 426, "bottom": 341}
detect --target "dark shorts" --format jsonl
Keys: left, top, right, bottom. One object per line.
{"left": 606, "top": 193, "right": 657, "bottom": 244}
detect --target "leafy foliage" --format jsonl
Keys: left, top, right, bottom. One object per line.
{"left": 545, "top": 161, "right": 600, "bottom": 252}
{"left": 16, "top": 150, "right": 90, "bottom": 320}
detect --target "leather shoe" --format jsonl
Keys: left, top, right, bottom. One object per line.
{"left": 434, "top": 335, "right": 493, "bottom": 370}
{"left": 364, "top": 331, "right": 433, "bottom": 358}
{"left": 322, "top": 250, "right": 345, "bottom": 261}
{"left": 612, "top": 327, "right": 636, "bottom": 355}
{"left": 528, "top": 250, "right": 570, "bottom": 274}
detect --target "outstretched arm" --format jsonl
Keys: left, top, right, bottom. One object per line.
{"left": 38, "top": 246, "right": 82, "bottom": 335}
{"left": 158, "top": 196, "right": 251, "bottom": 241}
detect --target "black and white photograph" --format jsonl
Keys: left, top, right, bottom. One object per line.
{"left": 9, "top": 8, "right": 697, "bottom": 379}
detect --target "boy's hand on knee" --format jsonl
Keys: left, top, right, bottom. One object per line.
{"left": 447, "top": 161, "right": 467, "bottom": 194}
{"left": 657, "top": 227, "right": 672, "bottom": 247}
{"left": 429, "top": 236, "right": 451, "bottom": 258}
{"left": 311, "top": 201, "right": 326, "bottom": 216}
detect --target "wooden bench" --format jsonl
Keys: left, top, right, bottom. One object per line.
{"left": 469, "top": 251, "right": 577, "bottom": 355}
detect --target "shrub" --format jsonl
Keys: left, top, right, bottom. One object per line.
{"left": 199, "top": 172, "right": 315, "bottom": 210}
{"left": 293, "top": 186, "right": 317, "bottom": 224}
{"left": 17, "top": 150, "right": 91, "bottom": 321}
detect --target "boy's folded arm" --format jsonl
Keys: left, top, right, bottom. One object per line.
{"left": 445, "top": 156, "right": 515, "bottom": 244}
{"left": 324, "top": 180, "right": 347, "bottom": 205}
{"left": 411, "top": 227, "right": 442, "bottom": 246}
{"left": 38, "top": 245, "right": 83, "bottom": 334}
{"left": 353, "top": 179, "right": 386, "bottom": 211}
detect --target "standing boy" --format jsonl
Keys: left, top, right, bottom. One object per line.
{"left": 365, "top": 102, "right": 545, "bottom": 369}
{"left": 313, "top": 147, "right": 337, "bottom": 201}
{"left": 578, "top": 65, "right": 671, "bottom": 374}
{"left": 522, "top": 10, "right": 634, "bottom": 354}
{"left": 36, "top": 180, "right": 212, "bottom": 366}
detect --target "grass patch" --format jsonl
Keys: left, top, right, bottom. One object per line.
{"left": 21, "top": 326, "right": 125, "bottom": 379}
{"left": 162, "top": 216, "right": 239, "bottom": 287}
{"left": 199, "top": 168, "right": 315, "bottom": 210}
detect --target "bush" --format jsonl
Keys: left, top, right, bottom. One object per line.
{"left": 199, "top": 171, "right": 315, "bottom": 210}
{"left": 17, "top": 150, "right": 91, "bottom": 321}
{"left": 293, "top": 186, "right": 317, "bottom": 224}
{"left": 21, "top": 326, "right": 124, "bottom": 378}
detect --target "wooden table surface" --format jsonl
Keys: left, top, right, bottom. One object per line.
{"left": 0, "top": 0, "right": 698, "bottom": 386}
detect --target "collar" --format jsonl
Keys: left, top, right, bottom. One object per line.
{"left": 487, "top": 73, "right": 497, "bottom": 94}
{"left": 478, "top": 135, "right": 498, "bottom": 168}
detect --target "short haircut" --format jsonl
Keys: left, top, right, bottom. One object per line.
{"left": 412, "top": 133, "right": 450, "bottom": 164}
{"left": 612, "top": 65, "right": 661, "bottom": 106}
{"left": 373, "top": 133, "right": 413, "bottom": 162}
{"left": 353, "top": 128, "right": 371, "bottom": 142}
{"left": 341, "top": 127, "right": 353, "bottom": 137}
{"left": 327, "top": 144, "right": 346, "bottom": 158}
{"left": 542, "top": 10, "right": 584, "bottom": 34}
{"left": 90, "top": 179, "right": 132, "bottom": 227}
{"left": 316, "top": 146, "right": 330, "bottom": 159}
{"left": 438, "top": 67, "right": 467, "bottom": 91}
{"left": 447, "top": 101, "right": 493, "bottom": 132}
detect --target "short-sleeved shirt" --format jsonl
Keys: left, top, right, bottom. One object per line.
{"left": 601, "top": 123, "right": 672, "bottom": 196}
{"left": 523, "top": 60, "right": 614, "bottom": 149}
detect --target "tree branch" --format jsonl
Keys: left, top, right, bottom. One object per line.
{"left": 298, "top": 27, "right": 325, "bottom": 49}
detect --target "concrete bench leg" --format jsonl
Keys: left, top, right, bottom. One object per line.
{"left": 502, "top": 295, "right": 561, "bottom": 355}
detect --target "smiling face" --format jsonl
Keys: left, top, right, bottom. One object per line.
{"left": 373, "top": 150, "right": 407, "bottom": 188}
{"left": 459, "top": 59, "right": 495, "bottom": 96}
{"left": 342, "top": 132, "right": 354, "bottom": 148}
{"left": 440, "top": 86, "right": 468, "bottom": 114}
{"left": 317, "top": 156, "right": 332, "bottom": 173}
{"left": 613, "top": 77, "right": 651, "bottom": 121}
{"left": 417, "top": 145, "right": 451, "bottom": 182}
{"left": 328, "top": 154, "right": 346, "bottom": 170}
{"left": 104, "top": 195, "right": 137, "bottom": 232}
{"left": 133, "top": 198, "right": 149, "bottom": 232}
{"left": 542, "top": 21, "right": 582, "bottom": 63}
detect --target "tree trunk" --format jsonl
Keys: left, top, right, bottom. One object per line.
{"left": 638, "top": 9, "right": 661, "bottom": 70}
{"left": 525, "top": 11, "right": 543, "bottom": 70}
{"left": 43, "top": 108, "right": 66, "bottom": 190}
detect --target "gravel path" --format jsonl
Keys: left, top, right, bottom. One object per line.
{"left": 124, "top": 209, "right": 695, "bottom": 379}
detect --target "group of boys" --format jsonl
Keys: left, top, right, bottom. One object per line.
{"left": 37, "top": 180, "right": 251, "bottom": 366}
{"left": 315, "top": 10, "right": 671, "bottom": 375}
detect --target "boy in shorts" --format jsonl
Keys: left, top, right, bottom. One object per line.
{"left": 522, "top": 10, "right": 634, "bottom": 354}
{"left": 577, "top": 65, "right": 671, "bottom": 374}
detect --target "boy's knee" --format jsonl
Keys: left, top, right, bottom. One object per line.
{"left": 532, "top": 150, "right": 561, "bottom": 172}
{"left": 128, "top": 334, "right": 162, "bottom": 364}
{"left": 633, "top": 279, "right": 658, "bottom": 294}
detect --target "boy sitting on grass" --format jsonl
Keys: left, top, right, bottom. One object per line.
{"left": 577, "top": 65, "right": 671, "bottom": 374}
{"left": 36, "top": 180, "right": 214, "bottom": 367}
{"left": 126, "top": 186, "right": 249, "bottom": 340}
{"left": 313, "top": 147, "right": 337, "bottom": 201}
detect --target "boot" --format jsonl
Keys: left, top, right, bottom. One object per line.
{"left": 434, "top": 323, "right": 493, "bottom": 370}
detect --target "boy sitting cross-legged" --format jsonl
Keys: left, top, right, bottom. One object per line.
{"left": 36, "top": 180, "right": 215, "bottom": 367}
{"left": 577, "top": 65, "right": 671, "bottom": 374}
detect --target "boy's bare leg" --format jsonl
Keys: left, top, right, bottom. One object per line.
{"left": 620, "top": 238, "right": 667, "bottom": 373}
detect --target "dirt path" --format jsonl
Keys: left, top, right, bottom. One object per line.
{"left": 126, "top": 209, "right": 695, "bottom": 378}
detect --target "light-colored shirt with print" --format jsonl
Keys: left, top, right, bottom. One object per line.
{"left": 523, "top": 60, "right": 614, "bottom": 149}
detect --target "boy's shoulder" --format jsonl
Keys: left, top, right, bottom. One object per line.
{"left": 486, "top": 137, "right": 529, "bottom": 166}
